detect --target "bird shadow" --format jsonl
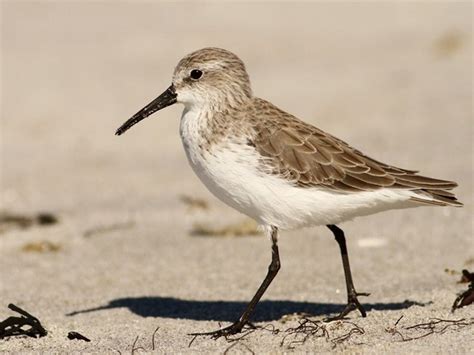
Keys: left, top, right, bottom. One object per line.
{"left": 66, "top": 296, "right": 429, "bottom": 322}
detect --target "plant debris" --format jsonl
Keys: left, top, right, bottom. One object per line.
{"left": 433, "top": 30, "right": 465, "bottom": 58}
{"left": 279, "top": 312, "right": 313, "bottom": 324}
{"left": 0, "top": 304, "right": 47, "bottom": 339}
{"left": 452, "top": 269, "right": 474, "bottom": 312}
{"left": 179, "top": 195, "right": 209, "bottom": 210}
{"left": 67, "top": 331, "right": 90, "bottom": 342}
{"left": 457, "top": 269, "right": 474, "bottom": 284}
{"left": 385, "top": 316, "right": 474, "bottom": 342}
{"left": 223, "top": 340, "right": 255, "bottom": 355}
{"left": 83, "top": 221, "right": 135, "bottom": 238}
{"left": 280, "top": 318, "right": 328, "bottom": 349}
{"left": 220, "top": 324, "right": 261, "bottom": 355}
{"left": 191, "top": 219, "right": 262, "bottom": 237}
{"left": 36, "top": 213, "right": 58, "bottom": 225}
{"left": 0, "top": 212, "right": 58, "bottom": 234}
{"left": 464, "top": 257, "right": 474, "bottom": 266}
{"left": 188, "top": 323, "right": 279, "bottom": 350}
{"left": 280, "top": 318, "right": 364, "bottom": 349}
{"left": 129, "top": 326, "right": 160, "bottom": 354}
{"left": 444, "top": 268, "right": 459, "bottom": 276}
{"left": 21, "top": 240, "right": 61, "bottom": 253}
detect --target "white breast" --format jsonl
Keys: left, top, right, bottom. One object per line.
{"left": 179, "top": 109, "right": 418, "bottom": 229}
{"left": 180, "top": 107, "right": 273, "bottom": 221}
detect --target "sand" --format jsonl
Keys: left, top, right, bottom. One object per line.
{"left": 1, "top": 1, "right": 473, "bottom": 353}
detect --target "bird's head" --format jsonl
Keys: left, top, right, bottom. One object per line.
{"left": 116, "top": 47, "right": 252, "bottom": 136}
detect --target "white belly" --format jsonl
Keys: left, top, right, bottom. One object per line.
{"left": 179, "top": 109, "right": 416, "bottom": 229}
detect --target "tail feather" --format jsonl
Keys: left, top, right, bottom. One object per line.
{"left": 392, "top": 172, "right": 462, "bottom": 207}
{"left": 410, "top": 188, "right": 463, "bottom": 207}
{"left": 424, "top": 189, "right": 456, "bottom": 198}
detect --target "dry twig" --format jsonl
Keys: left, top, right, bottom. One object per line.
{"left": 385, "top": 316, "right": 474, "bottom": 342}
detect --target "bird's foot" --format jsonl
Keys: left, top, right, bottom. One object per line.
{"left": 189, "top": 321, "right": 255, "bottom": 339}
{"left": 326, "top": 291, "right": 370, "bottom": 321}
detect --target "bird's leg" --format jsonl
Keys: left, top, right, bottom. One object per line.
{"left": 326, "top": 224, "right": 370, "bottom": 320}
{"left": 190, "top": 226, "right": 280, "bottom": 339}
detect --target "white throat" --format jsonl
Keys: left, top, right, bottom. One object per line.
{"left": 179, "top": 106, "right": 210, "bottom": 164}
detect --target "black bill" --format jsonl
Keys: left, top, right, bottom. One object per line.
{"left": 115, "top": 85, "right": 177, "bottom": 136}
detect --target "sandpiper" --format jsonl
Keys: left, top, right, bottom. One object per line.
{"left": 116, "top": 47, "right": 462, "bottom": 337}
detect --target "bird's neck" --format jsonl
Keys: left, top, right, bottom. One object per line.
{"left": 179, "top": 102, "right": 247, "bottom": 154}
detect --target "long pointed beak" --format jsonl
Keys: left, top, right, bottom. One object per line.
{"left": 115, "top": 85, "right": 177, "bottom": 136}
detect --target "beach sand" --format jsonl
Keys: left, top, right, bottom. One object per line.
{"left": 1, "top": 2, "right": 472, "bottom": 353}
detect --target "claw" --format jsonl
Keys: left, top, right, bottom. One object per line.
{"left": 325, "top": 291, "right": 370, "bottom": 321}
{"left": 189, "top": 321, "right": 246, "bottom": 339}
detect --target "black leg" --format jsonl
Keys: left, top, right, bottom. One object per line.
{"left": 190, "top": 226, "right": 281, "bottom": 338}
{"left": 327, "top": 224, "right": 370, "bottom": 319}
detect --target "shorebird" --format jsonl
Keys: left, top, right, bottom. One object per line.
{"left": 116, "top": 47, "right": 462, "bottom": 337}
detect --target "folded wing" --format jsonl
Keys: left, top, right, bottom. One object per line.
{"left": 251, "top": 104, "right": 461, "bottom": 207}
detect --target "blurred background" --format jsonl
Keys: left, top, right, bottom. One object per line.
{"left": 0, "top": 1, "right": 472, "bottom": 352}
{"left": 2, "top": 1, "right": 472, "bottom": 215}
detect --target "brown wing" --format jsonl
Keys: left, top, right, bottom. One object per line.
{"left": 250, "top": 99, "right": 460, "bottom": 205}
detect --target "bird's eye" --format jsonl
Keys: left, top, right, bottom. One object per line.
{"left": 190, "top": 69, "right": 203, "bottom": 80}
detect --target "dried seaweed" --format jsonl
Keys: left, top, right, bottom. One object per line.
{"left": 329, "top": 321, "right": 365, "bottom": 348}
{"left": 0, "top": 304, "right": 47, "bottom": 339}
{"left": 188, "top": 322, "right": 257, "bottom": 347}
{"left": 83, "top": 221, "right": 135, "bottom": 238}
{"left": 36, "top": 213, "right": 58, "bottom": 225}
{"left": 279, "top": 317, "right": 364, "bottom": 349}
{"left": 280, "top": 318, "right": 329, "bottom": 349}
{"left": 131, "top": 335, "right": 145, "bottom": 354}
{"left": 433, "top": 31, "right": 465, "bottom": 58}
{"left": 191, "top": 219, "right": 262, "bottom": 237}
{"left": 223, "top": 340, "right": 255, "bottom": 354}
{"left": 21, "top": 240, "right": 61, "bottom": 253}
{"left": 179, "top": 195, "right": 209, "bottom": 210}
{"left": 452, "top": 269, "right": 474, "bottom": 311}
{"left": 129, "top": 326, "right": 160, "bottom": 354}
{"left": 444, "top": 268, "right": 459, "bottom": 276}
{"left": 0, "top": 212, "right": 58, "bottom": 234}
{"left": 457, "top": 269, "right": 474, "bottom": 284}
{"left": 385, "top": 316, "right": 474, "bottom": 342}
{"left": 222, "top": 324, "right": 279, "bottom": 354}
{"left": 464, "top": 257, "right": 474, "bottom": 266}
{"left": 67, "top": 331, "right": 90, "bottom": 342}
{"left": 278, "top": 312, "right": 313, "bottom": 324}
{"left": 188, "top": 317, "right": 366, "bottom": 350}
{"left": 188, "top": 322, "right": 279, "bottom": 350}
{"left": 151, "top": 326, "right": 160, "bottom": 350}
{"left": 188, "top": 334, "right": 198, "bottom": 348}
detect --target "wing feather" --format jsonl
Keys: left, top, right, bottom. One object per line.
{"left": 249, "top": 98, "right": 461, "bottom": 206}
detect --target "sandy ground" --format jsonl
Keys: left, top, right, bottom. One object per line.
{"left": 1, "top": 1, "right": 473, "bottom": 353}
